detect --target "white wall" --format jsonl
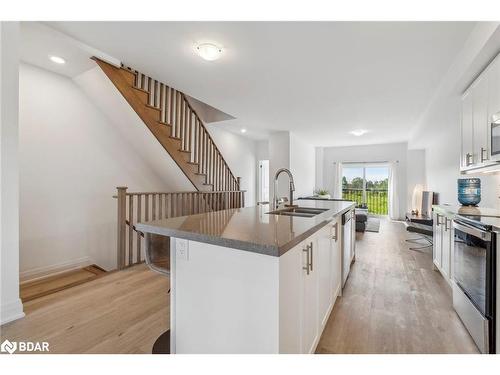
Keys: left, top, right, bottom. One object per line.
{"left": 289, "top": 133, "right": 315, "bottom": 198}
{"left": 318, "top": 142, "right": 417, "bottom": 219}
{"left": 407, "top": 149, "right": 426, "bottom": 211}
{"left": 1, "top": 22, "right": 24, "bottom": 324}
{"left": 19, "top": 63, "right": 194, "bottom": 275}
{"left": 267, "top": 131, "right": 315, "bottom": 204}
{"left": 206, "top": 125, "right": 259, "bottom": 207}
{"left": 269, "top": 131, "right": 291, "bottom": 203}
{"left": 410, "top": 23, "right": 500, "bottom": 208}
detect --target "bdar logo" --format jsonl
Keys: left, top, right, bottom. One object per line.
{"left": 1, "top": 339, "right": 17, "bottom": 354}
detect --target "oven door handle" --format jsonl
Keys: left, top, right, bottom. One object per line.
{"left": 453, "top": 221, "right": 491, "bottom": 241}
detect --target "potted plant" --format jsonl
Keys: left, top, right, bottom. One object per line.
{"left": 314, "top": 189, "right": 331, "bottom": 199}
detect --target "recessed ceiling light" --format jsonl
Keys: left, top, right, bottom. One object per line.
{"left": 196, "top": 43, "right": 222, "bottom": 61}
{"left": 349, "top": 129, "right": 368, "bottom": 137}
{"left": 49, "top": 55, "right": 66, "bottom": 64}
{"left": 240, "top": 128, "right": 247, "bottom": 133}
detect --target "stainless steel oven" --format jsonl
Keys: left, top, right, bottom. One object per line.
{"left": 452, "top": 218, "right": 496, "bottom": 353}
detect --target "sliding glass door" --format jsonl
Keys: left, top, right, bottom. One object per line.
{"left": 342, "top": 164, "right": 389, "bottom": 215}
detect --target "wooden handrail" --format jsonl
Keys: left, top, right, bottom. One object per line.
{"left": 115, "top": 187, "right": 245, "bottom": 270}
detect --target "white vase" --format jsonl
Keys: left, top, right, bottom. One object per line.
{"left": 318, "top": 194, "right": 331, "bottom": 199}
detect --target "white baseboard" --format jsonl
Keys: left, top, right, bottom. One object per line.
{"left": 0, "top": 298, "right": 25, "bottom": 325}
{"left": 20, "top": 256, "right": 94, "bottom": 283}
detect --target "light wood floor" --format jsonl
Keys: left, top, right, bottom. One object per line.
{"left": 1, "top": 219, "right": 478, "bottom": 354}
{"left": 1, "top": 264, "right": 169, "bottom": 354}
{"left": 316, "top": 218, "right": 479, "bottom": 354}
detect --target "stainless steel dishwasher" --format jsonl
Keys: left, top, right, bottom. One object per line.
{"left": 342, "top": 209, "right": 354, "bottom": 288}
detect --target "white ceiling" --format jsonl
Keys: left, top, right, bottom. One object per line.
{"left": 38, "top": 22, "right": 475, "bottom": 146}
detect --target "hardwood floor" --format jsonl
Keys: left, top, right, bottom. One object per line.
{"left": 1, "top": 264, "right": 169, "bottom": 354}
{"left": 1, "top": 219, "right": 478, "bottom": 354}
{"left": 316, "top": 218, "right": 479, "bottom": 354}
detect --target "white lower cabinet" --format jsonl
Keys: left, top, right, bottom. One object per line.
{"left": 432, "top": 212, "right": 454, "bottom": 285}
{"left": 279, "top": 217, "right": 342, "bottom": 353}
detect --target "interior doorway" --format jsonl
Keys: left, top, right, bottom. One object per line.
{"left": 258, "top": 160, "right": 270, "bottom": 204}
{"left": 341, "top": 163, "right": 389, "bottom": 215}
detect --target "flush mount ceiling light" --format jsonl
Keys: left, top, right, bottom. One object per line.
{"left": 195, "top": 43, "right": 222, "bottom": 61}
{"left": 349, "top": 129, "right": 368, "bottom": 137}
{"left": 49, "top": 55, "right": 66, "bottom": 64}
{"left": 240, "top": 128, "right": 247, "bottom": 133}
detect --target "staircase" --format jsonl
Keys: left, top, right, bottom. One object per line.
{"left": 93, "top": 57, "right": 240, "bottom": 192}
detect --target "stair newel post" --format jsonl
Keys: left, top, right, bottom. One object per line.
{"left": 236, "top": 177, "right": 242, "bottom": 207}
{"left": 116, "top": 186, "right": 128, "bottom": 270}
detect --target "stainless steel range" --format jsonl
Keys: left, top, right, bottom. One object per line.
{"left": 452, "top": 218, "right": 496, "bottom": 353}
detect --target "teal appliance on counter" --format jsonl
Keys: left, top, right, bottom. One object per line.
{"left": 457, "top": 178, "right": 481, "bottom": 206}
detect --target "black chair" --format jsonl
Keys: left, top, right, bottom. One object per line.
{"left": 405, "top": 222, "right": 433, "bottom": 251}
{"left": 144, "top": 233, "right": 171, "bottom": 354}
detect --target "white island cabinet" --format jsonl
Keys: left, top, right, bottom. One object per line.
{"left": 170, "top": 216, "right": 343, "bottom": 354}
{"left": 137, "top": 200, "right": 354, "bottom": 354}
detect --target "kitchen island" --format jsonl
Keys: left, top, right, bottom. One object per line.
{"left": 136, "top": 200, "right": 355, "bottom": 354}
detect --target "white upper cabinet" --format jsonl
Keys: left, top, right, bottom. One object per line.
{"left": 461, "top": 90, "right": 474, "bottom": 169}
{"left": 460, "top": 52, "right": 500, "bottom": 172}
{"left": 488, "top": 56, "right": 500, "bottom": 133}
{"left": 472, "top": 75, "right": 489, "bottom": 164}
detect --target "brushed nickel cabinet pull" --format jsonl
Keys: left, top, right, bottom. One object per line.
{"left": 332, "top": 222, "right": 338, "bottom": 241}
{"left": 481, "top": 147, "right": 488, "bottom": 163}
{"left": 465, "top": 152, "right": 473, "bottom": 166}
{"left": 309, "top": 242, "right": 313, "bottom": 272}
{"left": 303, "top": 246, "right": 310, "bottom": 275}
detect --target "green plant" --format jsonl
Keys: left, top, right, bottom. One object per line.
{"left": 315, "top": 189, "right": 330, "bottom": 196}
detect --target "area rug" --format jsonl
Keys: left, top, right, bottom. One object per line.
{"left": 365, "top": 217, "right": 381, "bottom": 233}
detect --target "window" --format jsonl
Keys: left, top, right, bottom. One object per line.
{"left": 342, "top": 164, "right": 389, "bottom": 215}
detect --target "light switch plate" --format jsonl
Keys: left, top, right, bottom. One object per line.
{"left": 176, "top": 239, "right": 189, "bottom": 261}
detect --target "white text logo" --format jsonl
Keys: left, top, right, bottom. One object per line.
{"left": 1, "top": 339, "right": 49, "bottom": 354}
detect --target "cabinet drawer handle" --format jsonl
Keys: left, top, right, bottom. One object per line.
{"left": 436, "top": 213, "right": 440, "bottom": 226}
{"left": 481, "top": 147, "right": 488, "bottom": 163}
{"left": 332, "top": 222, "right": 338, "bottom": 241}
{"left": 303, "top": 246, "right": 310, "bottom": 275}
{"left": 309, "top": 242, "right": 313, "bottom": 272}
{"left": 465, "top": 153, "right": 472, "bottom": 166}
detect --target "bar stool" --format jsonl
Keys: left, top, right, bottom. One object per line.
{"left": 144, "top": 233, "right": 171, "bottom": 354}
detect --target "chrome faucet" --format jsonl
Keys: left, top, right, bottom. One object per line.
{"left": 273, "top": 168, "right": 296, "bottom": 209}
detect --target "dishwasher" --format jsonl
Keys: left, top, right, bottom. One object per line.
{"left": 342, "top": 209, "right": 354, "bottom": 288}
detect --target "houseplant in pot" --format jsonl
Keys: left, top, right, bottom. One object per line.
{"left": 314, "top": 189, "right": 331, "bottom": 199}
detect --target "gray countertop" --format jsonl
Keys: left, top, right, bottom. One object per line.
{"left": 433, "top": 204, "right": 500, "bottom": 231}
{"left": 136, "top": 200, "right": 355, "bottom": 257}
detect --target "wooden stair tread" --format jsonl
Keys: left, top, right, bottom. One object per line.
{"left": 131, "top": 86, "right": 150, "bottom": 94}
{"left": 145, "top": 104, "right": 161, "bottom": 112}
{"left": 20, "top": 265, "right": 107, "bottom": 302}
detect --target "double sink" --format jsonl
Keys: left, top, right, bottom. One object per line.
{"left": 266, "top": 206, "right": 329, "bottom": 218}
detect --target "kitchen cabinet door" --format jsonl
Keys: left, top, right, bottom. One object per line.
{"left": 461, "top": 91, "right": 474, "bottom": 169}
{"left": 330, "top": 220, "right": 342, "bottom": 299}
{"left": 488, "top": 55, "right": 500, "bottom": 126}
{"left": 441, "top": 217, "right": 451, "bottom": 280}
{"left": 301, "top": 238, "right": 319, "bottom": 354}
{"left": 433, "top": 213, "right": 442, "bottom": 269}
{"left": 473, "top": 75, "right": 489, "bottom": 164}
{"left": 317, "top": 226, "right": 333, "bottom": 330}
{"left": 279, "top": 241, "right": 303, "bottom": 353}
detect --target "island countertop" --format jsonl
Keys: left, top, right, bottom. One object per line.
{"left": 136, "top": 200, "right": 355, "bottom": 257}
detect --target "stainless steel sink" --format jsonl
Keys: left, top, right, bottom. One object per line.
{"left": 266, "top": 207, "right": 329, "bottom": 218}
